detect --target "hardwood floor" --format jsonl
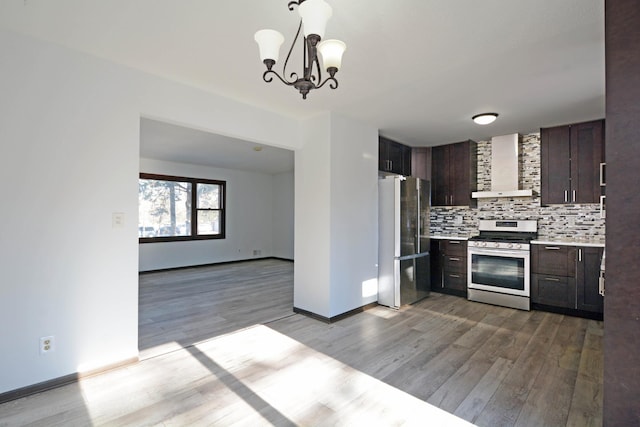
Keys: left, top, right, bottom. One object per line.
{"left": 138, "top": 259, "right": 294, "bottom": 359}
{"left": 0, "top": 259, "right": 603, "bottom": 426}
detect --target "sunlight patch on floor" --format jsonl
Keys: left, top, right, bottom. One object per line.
{"left": 191, "top": 324, "right": 476, "bottom": 426}
{"left": 70, "top": 322, "right": 478, "bottom": 425}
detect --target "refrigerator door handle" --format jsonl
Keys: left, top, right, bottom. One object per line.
{"left": 396, "top": 252, "right": 430, "bottom": 261}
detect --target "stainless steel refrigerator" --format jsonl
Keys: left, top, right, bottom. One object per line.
{"left": 378, "top": 176, "right": 430, "bottom": 308}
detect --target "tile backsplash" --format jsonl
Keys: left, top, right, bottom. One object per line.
{"left": 429, "top": 133, "right": 605, "bottom": 243}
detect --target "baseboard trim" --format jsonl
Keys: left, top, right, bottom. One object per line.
{"left": 293, "top": 302, "right": 378, "bottom": 324}
{"left": 139, "top": 256, "right": 293, "bottom": 274}
{"left": 0, "top": 356, "right": 138, "bottom": 405}
{"left": 531, "top": 303, "right": 603, "bottom": 321}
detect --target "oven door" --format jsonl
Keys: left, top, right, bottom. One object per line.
{"left": 467, "top": 247, "right": 530, "bottom": 297}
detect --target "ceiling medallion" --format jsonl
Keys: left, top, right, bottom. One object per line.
{"left": 254, "top": 0, "right": 346, "bottom": 99}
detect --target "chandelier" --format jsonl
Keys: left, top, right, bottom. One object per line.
{"left": 254, "top": 0, "right": 346, "bottom": 99}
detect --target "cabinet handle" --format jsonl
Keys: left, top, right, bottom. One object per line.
{"left": 449, "top": 274, "right": 461, "bottom": 278}
{"left": 544, "top": 246, "right": 561, "bottom": 250}
{"left": 390, "top": 160, "right": 393, "bottom": 170}
{"left": 600, "top": 195, "right": 606, "bottom": 219}
{"left": 600, "top": 162, "right": 606, "bottom": 186}
{"left": 449, "top": 241, "right": 461, "bottom": 244}
{"left": 449, "top": 257, "right": 460, "bottom": 261}
{"left": 572, "top": 190, "right": 576, "bottom": 202}
{"left": 578, "top": 248, "right": 582, "bottom": 262}
{"left": 545, "top": 277, "right": 561, "bottom": 282}
{"left": 564, "top": 190, "right": 568, "bottom": 203}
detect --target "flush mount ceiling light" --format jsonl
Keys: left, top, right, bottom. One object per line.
{"left": 472, "top": 113, "right": 499, "bottom": 125}
{"left": 254, "top": 0, "right": 346, "bottom": 99}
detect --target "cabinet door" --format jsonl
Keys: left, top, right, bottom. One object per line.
{"left": 531, "top": 274, "right": 576, "bottom": 308}
{"left": 430, "top": 240, "right": 442, "bottom": 290}
{"left": 387, "top": 141, "right": 405, "bottom": 174}
{"left": 541, "top": 125, "right": 571, "bottom": 204}
{"left": 451, "top": 141, "right": 472, "bottom": 206}
{"left": 401, "top": 144, "right": 412, "bottom": 176}
{"left": 576, "top": 247, "right": 604, "bottom": 313}
{"left": 571, "top": 120, "right": 604, "bottom": 203}
{"left": 531, "top": 244, "right": 576, "bottom": 276}
{"left": 379, "top": 138, "right": 389, "bottom": 171}
{"left": 431, "top": 145, "right": 450, "bottom": 206}
{"left": 440, "top": 239, "right": 467, "bottom": 256}
{"left": 443, "top": 270, "right": 467, "bottom": 292}
{"left": 411, "top": 147, "right": 431, "bottom": 181}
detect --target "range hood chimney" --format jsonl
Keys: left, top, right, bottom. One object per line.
{"left": 471, "top": 133, "right": 534, "bottom": 198}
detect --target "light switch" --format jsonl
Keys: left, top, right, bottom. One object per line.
{"left": 112, "top": 212, "right": 125, "bottom": 229}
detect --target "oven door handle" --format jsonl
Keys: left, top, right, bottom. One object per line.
{"left": 468, "top": 247, "right": 529, "bottom": 257}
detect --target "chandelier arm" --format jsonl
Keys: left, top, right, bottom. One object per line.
{"left": 262, "top": 70, "right": 297, "bottom": 87}
{"left": 314, "top": 51, "right": 322, "bottom": 83}
{"left": 315, "top": 76, "right": 339, "bottom": 90}
{"left": 287, "top": 0, "right": 302, "bottom": 11}
{"left": 281, "top": 20, "right": 303, "bottom": 85}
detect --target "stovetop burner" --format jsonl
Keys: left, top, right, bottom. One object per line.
{"left": 468, "top": 219, "right": 538, "bottom": 248}
{"left": 468, "top": 232, "right": 536, "bottom": 243}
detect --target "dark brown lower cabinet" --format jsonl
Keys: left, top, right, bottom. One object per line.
{"left": 430, "top": 239, "right": 467, "bottom": 297}
{"left": 531, "top": 274, "right": 575, "bottom": 308}
{"left": 531, "top": 244, "right": 603, "bottom": 317}
{"left": 576, "top": 247, "right": 604, "bottom": 313}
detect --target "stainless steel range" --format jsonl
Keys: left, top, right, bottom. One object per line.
{"left": 467, "top": 220, "right": 537, "bottom": 310}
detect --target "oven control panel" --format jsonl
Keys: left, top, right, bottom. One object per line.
{"left": 468, "top": 240, "right": 529, "bottom": 250}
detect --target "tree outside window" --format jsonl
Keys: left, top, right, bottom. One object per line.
{"left": 139, "top": 173, "right": 225, "bottom": 242}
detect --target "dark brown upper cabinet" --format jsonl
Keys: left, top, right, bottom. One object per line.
{"left": 431, "top": 140, "right": 477, "bottom": 207}
{"left": 379, "top": 136, "right": 411, "bottom": 176}
{"left": 411, "top": 147, "right": 431, "bottom": 181}
{"left": 540, "top": 119, "right": 605, "bottom": 205}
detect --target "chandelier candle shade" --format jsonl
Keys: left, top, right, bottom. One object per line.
{"left": 254, "top": 0, "right": 346, "bottom": 99}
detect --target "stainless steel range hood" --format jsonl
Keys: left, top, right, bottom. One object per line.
{"left": 472, "top": 133, "right": 534, "bottom": 199}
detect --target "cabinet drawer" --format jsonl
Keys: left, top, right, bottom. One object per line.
{"left": 440, "top": 240, "right": 467, "bottom": 256}
{"left": 531, "top": 274, "right": 575, "bottom": 309}
{"left": 443, "top": 271, "right": 467, "bottom": 292}
{"left": 532, "top": 245, "right": 576, "bottom": 276}
{"left": 443, "top": 255, "right": 466, "bottom": 273}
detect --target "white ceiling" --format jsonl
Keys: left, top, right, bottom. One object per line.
{"left": 0, "top": 0, "right": 605, "bottom": 170}
{"left": 140, "top": 118, "right": 294, "bottom": 174}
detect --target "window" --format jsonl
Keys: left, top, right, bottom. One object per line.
{"left": 139, "top": 173, "right": 225, "bottom": 242}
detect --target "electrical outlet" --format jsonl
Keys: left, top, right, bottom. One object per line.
{"left": 253, "top": 249, "right": 262, "bottom": 256}
{"left": 40, "top": 336, "right": 55, "bottom": 355}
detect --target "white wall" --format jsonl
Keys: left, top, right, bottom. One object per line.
{"left": 0, "top": 28, "right": 376, "bottom": 394}
{"left": 294, "top": 115, "right": 333, "bottom": 316}
{"left": 329, "top": 114, "right": 379, "bottom": 315}
{"left": 0, "top": 30, "right": 299, "bottom": 394}
{"left": 294, "top": 113, "right": 379, "bottom": 318}
{"left": 272, "top": 171, "right": 295, "bottom": 260}
{"left": 138, "top": 159, "right": 291, "bottom": 271}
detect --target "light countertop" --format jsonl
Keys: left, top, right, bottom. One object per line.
{"left": 429, "top": 235, "right": 604, "bottom": 247}
{"left": 430, "top": 235, "right": 469, "bottom": 241}
{"left": 531, "top": 240, "right": 605, "bottom": 248}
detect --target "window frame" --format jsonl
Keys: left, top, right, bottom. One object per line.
{"left": 139, "top": 173, "right": 226, "bottom": 243}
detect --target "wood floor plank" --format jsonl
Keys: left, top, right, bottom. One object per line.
{"left": 0, "top": 262, "right": 603, "bottom": 426}
{"left": 453, "top": 356, "right": 514, "bottom": 422}
{"left": 472, "top": 312, "right": 563, "bottom": 426}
